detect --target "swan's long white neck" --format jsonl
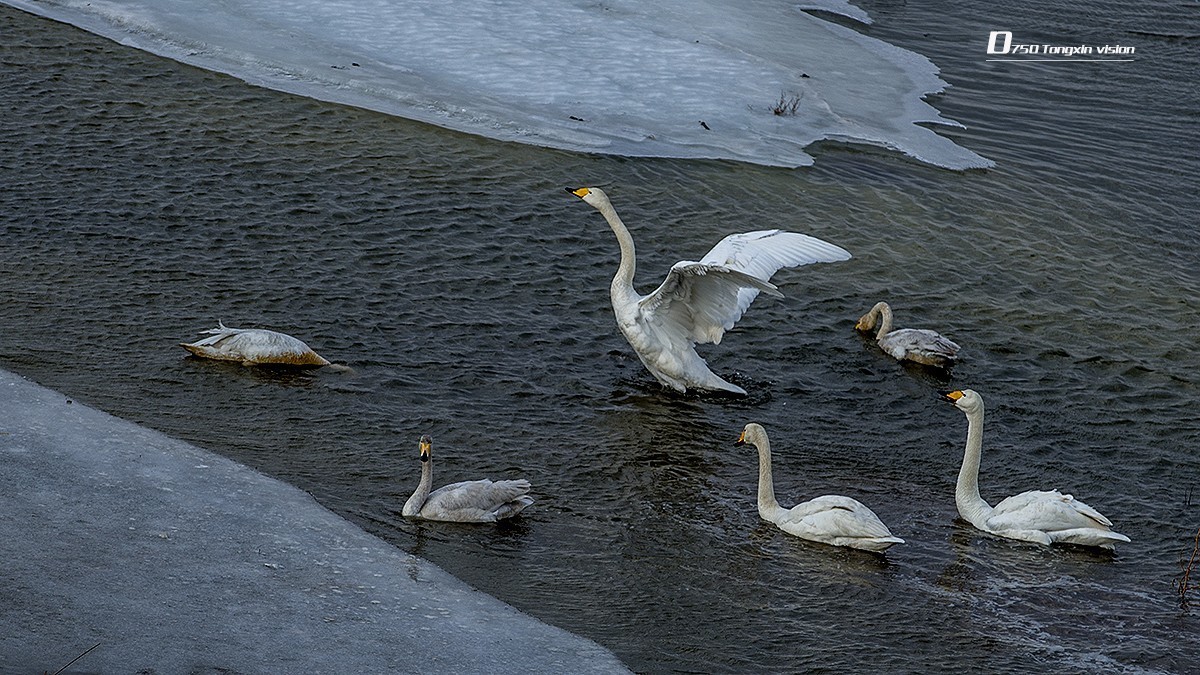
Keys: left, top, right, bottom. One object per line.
{"left": 402, "top": 455, "right": 433, "bottom": 516}
{"left": 955, "top": 402, "right": 994, "bottom": 527}
{"left": 593, "top": 196, "right": 640, "bottom": 307}
{"left": 872, "top": 302, "right": 894, "bottom": 340}
{"left": 750, "top": 434, "right": 784, "bottom": 521}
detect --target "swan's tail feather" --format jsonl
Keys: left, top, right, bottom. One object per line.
{"left": 853, "top": 535, "right": 905, "bottom": 552}
{"left": 490, "top": 495, "right": 535, "bottom": 521}
{"left": 1051, "top": 527, "right": 1131, "bottom": 549}
{"left": 179, "top": 342, "right": 208, "bottom": 357}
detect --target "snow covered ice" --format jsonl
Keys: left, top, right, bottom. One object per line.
{"left": 8, "top": 0, "right": 992, "bottom": 169}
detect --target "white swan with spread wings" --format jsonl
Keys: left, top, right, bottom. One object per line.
{"left": 569, "top": 187, "right": 850, "bottom": 394}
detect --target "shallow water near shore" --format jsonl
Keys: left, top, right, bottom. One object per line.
{"left": 2, "top": 1, "right": 1199, "bottom": 672}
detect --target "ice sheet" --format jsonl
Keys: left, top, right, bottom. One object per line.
{"left": 8, "top": 0, "right": 992, "bottom": 169}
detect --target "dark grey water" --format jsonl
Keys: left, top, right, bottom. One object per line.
{"left": 2, "top": 1, "right": 1199, "bottom": 672}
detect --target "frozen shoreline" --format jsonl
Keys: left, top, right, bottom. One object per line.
{"left": 0, "top": 0, "right": 991, "bottom": 170}
{"left": 0, "top": 368, "right": 628, "bottom": 674}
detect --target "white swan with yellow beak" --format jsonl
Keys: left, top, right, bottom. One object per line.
{"left": 569, "top": 186, "right": 850, "bottom": 394}
{"left": 944, "top": 389, "right": 1130, "bottom": 549}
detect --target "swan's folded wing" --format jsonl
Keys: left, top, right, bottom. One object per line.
{"left": 1059, "top": 493, "right": 1115, "bottom": 527}
{"left": 989, "top": 490, "right": 1058, "bottom": 517}
{"left": 638, "top": 262, "right": 779, "bottom": 346}
{"left": 987, "top": 489, "right": 1114, "bottom": 532}
{"left": 425, "top": 479, "right": 532, "bottom": 514}
{"left": 184, "top": 325, "right": 242, "bottom": 348}
{"left": 928, "top": 334, "right": 961, "bottom": 356}
{"left": 781, "top": 495, "right": 894, "bottom": 539}
{"left": 881, "top": 328, "right": 961, "bottom": 359}
{"left": 221, "top": 330, "right": 313, "bottom": 359}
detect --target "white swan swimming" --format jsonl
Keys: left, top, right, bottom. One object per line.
{"left": 402, "top": 435, "right": 534, "bottom": 523}
{"left": 856, "top": 301, "right": 960, "bottom": 368}
{"left": 569, "top": 186, "right": 851, "bottom": 395}
{"left": 735, "top": 423, "right": 905, "bottom": 552}
{"left": 943, "top": 389, "right": 1130, "bottom": 550}
{"left": 180, "top": 321, "right": 330, "bottom": 366}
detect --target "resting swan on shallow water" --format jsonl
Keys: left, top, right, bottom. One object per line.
{"left": 735, "top": 423, "right": 904, "bottom": 553}
{"left": 402, "top": 435, "right": 534, "bottom": 523}
{"left": 180, "top": 322, "right": 330, "bottom": 366}
{"left": 856, "top": 301, "right": 960, "bottom": 368}
{"left": 569, "top": 186, "right": 851, "bottom": 395}
{"left": 943, "top": 389, "right": 1130, "bottom": 550}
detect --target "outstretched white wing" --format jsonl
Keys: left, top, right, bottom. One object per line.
{"left": 638, "top": 230, "right": 850, "bottom": 346}
{"left": 701, "top": 230, "right": 852, "bottom": 316}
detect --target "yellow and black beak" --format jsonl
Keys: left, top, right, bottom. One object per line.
{"left": 418, "top": 435, "right": 432, "bottom": 462}
{"left": 567, "top": 187, "right": 591, "bottom": 199}
{"left": 941, "top": 390, "right": 965, "bottom": 403}
{"left": 734, "top": 430, "right": 747, "bottom": 447}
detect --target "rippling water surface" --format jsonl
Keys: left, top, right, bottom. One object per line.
{"left": 2, "top": 2, "right": 1198, "bottom": 672}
